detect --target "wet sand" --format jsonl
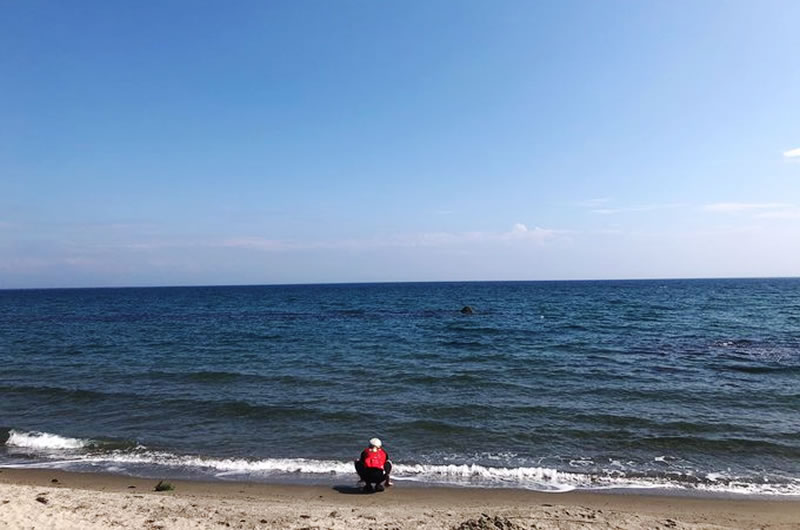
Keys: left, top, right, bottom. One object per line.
{"left": 1, "top": 467, "right": 798, "bottom": 529}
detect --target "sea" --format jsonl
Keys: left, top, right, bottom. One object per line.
{"left": 1, "top": 279, "right": 798, "bottom": 497}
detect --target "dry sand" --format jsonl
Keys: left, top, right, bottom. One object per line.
{"left": 1, "top": 468, "right": 798, "bottom": 529}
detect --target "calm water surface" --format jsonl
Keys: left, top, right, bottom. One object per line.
{"left": 1, "top": 279, "right": 798, "bottom": 495}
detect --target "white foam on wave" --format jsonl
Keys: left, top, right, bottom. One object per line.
{"left": 695, "top": 480, "right": 800, "bottom": 496}
{"left": 396, "top": 463, "right": 579, "bottom": 492}
{"left": 4, "top": 431, "right": 799, "bottom": 496}
{"left": 68, "top": 451, "right": 580, "bottom": 491}
{"left": 79, "top": 451, "right": 355, "bottom": 475}
{"left": 29, "top": 448, "right": 580, "bottom": 491}
{"left": 6, "top": 430, "right": 89, "bottom": 450}
{"left": 49, "top": 451, "right": 800, "bottom": 496}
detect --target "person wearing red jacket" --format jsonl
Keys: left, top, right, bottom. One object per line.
{"left": 354, "top": 437, "right": 392, "bottom": 493}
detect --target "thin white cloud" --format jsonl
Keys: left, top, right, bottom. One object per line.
{"left": 591, "top": 228, "right": 625, "bottom": 235}
{"left": 223, "top": 237, "right": 292, "bottom": 251}
{"left": 63, "top": 257, "right": 100, "bottom": 266}
{"left": 591, "top": 203, "right": 683, "bottom": 215}
{"left": 221, "top": 224, "right": 563, "bottom": 253}
{"left": 0, "top": 257, "right": 48, "bottom": 272}
{"left": 783, "top": 147, "right": 800, "bottom": 158}
{"left": 83, "top": 225, "right": 565, "bottom": 257}
{"left": 503, "top": 223, "right": 558, "bottom": 243}
{"left": 0, "top": 256, "right": 105, "bottom": 272}
{"left": 703, "top": 202, "right": 800, "bottom": 221}
{"left": 106, "top": 238, "right": 212, "bottom": 251}
{"left": 754, "top": 209, "right": 800, "bottom": 220}
{"left": 704, "top": 202, "right": 791, "bottom": 213}
{"left": 576, "top": 197, "right": 612, "bottom": 208}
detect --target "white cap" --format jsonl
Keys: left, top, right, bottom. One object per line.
{"left": 369, "top": 437, "right": 382, "bottom": 448}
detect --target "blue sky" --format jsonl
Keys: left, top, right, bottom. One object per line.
{"left": 2, "top": 1, "right": 799, "bottom": 288}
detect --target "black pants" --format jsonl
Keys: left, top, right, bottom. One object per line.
{"left": 355, "top": 460, "right": 392, "bottom": 485}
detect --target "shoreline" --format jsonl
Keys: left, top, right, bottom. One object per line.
{"left": 2, "top": 467, "right": 798, "bottom": 529}
{"left": 3, "top": 459, "right": 798, "bottom": 501}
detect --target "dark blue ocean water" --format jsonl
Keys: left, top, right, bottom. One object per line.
{"left": 1, "top": 279, "right": 799, "bottom": 495}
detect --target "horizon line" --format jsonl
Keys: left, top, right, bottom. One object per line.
{"left": 1, "top": 275, "right": 798, "bottom": 292}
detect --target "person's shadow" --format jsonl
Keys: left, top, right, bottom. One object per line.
{"left": 332, "top": 485, "right": 366, "bottom": 495}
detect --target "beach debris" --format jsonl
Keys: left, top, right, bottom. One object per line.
{"left": 460, "top": 305, "right": 475, "bottom": 314}
{"left": 35, "top": 495, "right": 49, "bottom": 504}
{"left": 154, "top": 480, "right": 175, "bottom": 492}
{"left": 453, "top": 514, "right": 526, "bottom": 530}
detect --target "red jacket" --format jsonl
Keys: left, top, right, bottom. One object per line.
{"left": 361, "top": 447, "right": 387, "bottom": 469}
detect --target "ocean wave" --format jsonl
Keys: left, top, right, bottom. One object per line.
{"left": 81, "top": 452, "right": 357, "bottom": 476}
{"left": 3, "top": 438, "right": 799, "bottom": 496}
{"left": 5, "top": 430, "right": 90, "bottom": 450}
{"left": 0, "top": 384, "right": 110, "bottom": 402}
{"left": 718, "top": 364, "right": 800, "bottom": 375}
{"left": 3, "top": 429, "right": 138, "bottom": 452}
{"left": 0, "top": 384, "right": 351, "bottom": 422}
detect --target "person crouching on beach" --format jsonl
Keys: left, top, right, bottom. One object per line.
{"left": 355, "top": 437, "right": 392, "bottom": 493}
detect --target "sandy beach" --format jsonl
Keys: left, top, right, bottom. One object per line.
{"left": 1, "top": 468, "right": 798, "bottom": 529}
